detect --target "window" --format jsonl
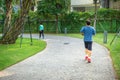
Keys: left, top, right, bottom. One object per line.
{"left": 73, "top": 7, "right": 85, "bottom": 12}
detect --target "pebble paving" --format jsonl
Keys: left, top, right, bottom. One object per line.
{"left": 0, "top": 34, "right": 116, "bottom": 80}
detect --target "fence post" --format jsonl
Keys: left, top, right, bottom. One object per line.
{"left": 64, "top": 28, "right": 67, "bottom": 36}
{"left": 103, "top": 30, "right": 107, "bottom": 44}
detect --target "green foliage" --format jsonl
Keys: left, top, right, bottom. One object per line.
{"left": 0, "top": 38, "right": 46, "bottom": 70}
{"left": 97, "top": 8, "right": 120, "bottom": 18}
{"left": 0, "top": 0, "right": 5, "bottom": 7}
{"left": 64, "top": 12, "right": 92, "bottom": 21}
{"left": 0, "top": 0, "right": 5, "bottom": 15}
{"left": 1, "top": 7, "right": 120, "bottom": 33}
{"left": 29, "top": 11, "right": 38, "bottom": 19}
{"left": 60, "top": 12, "right": 94, "bottom": 33}
{"left": 96, "top": 8, "right": 120, "bottom": 33}
{"left": 37, "top": 0, "right": 70, "bottom": 19}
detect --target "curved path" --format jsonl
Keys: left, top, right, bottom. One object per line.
{"left": 0, "top": 34, "right": 116, "bottom": 80}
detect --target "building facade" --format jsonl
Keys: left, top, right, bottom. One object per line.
{"left": 71, "top": 0, "right": 100, "bottom": 12}
{"left": 109, "top": 0, "right": 120, "bottom": 10}
{"left": 35, "top": 0, "right": 119, "bottom": 12}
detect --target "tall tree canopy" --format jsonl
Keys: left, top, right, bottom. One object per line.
{"left": 37, "top": 0, "right": 70, "bottom": 33}
{"left": 37, "top": 0, "right": 70, "bottom": 16}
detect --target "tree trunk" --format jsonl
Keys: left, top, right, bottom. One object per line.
{"left": 0, "top": 0, "right": 32, "bottom": 44}
{"left": 3, "top": 0, "right": 12, "bottom": 35}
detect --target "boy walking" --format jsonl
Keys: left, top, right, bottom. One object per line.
{"left": 39, "top": 22, "right": 44, "bottom": 39}
{"left": 80, "top": 20, "right": 96, "bottom": 63}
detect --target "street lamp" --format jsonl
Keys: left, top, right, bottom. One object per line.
{"left": 93, "top": 0, "right": 97, "bottom": 29}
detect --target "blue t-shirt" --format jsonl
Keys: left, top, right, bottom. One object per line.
{"left": 80, "top": 26, "right": 96, "bottom": 42}
{"left": 39, "top": 25, "right": 44, "bottom": 31}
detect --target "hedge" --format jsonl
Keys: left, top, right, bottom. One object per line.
{"left": 0, "top": 8, "right": 120, "bottom": 33}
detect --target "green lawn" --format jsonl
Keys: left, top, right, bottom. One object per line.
{"left": 65, "top": 33, "right": 120, "bottom": 79}
{"left": 0, "top": 38, "right": 46, "bottom": 70}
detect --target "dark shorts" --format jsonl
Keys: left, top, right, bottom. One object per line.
{"left": 84, "top": 41, "right": 92, "bottom": 50}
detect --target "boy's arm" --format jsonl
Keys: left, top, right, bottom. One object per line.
{"left": 81, "top": 33, "right": 84, "bottom": 36}
{"left": 92, "top": 29, "right": 96, "bottom": 35}
{"left": 80, "top": 27, "right": 84, "bottom": 36}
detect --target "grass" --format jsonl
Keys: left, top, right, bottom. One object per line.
{"left": 63, "top": 33, "right": 120, "bottom": 79}
{"left": 0, "top": 38, "right": 46, "bottom": 71}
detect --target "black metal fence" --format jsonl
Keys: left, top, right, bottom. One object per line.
{"left": 0, "top": 18, "right": 120, "bottom": 34}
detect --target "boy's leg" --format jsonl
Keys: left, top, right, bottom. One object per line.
{"left": 39, "top": 31, "right": 41, "bottom": 39}
{"left": 40, "top": 31, "right": 42, "bottom": 39}
{"left": 84, "top": 42, "right": 89, "bottom": 60}
{"left": 87, "top": 50, "right": 92, "bottom": 63}
{"left": 87, "top": 50, "right": 92, "bottom": 57}
{"left": 87, "top": 42, "right": 92, "bottom": 63}
{"left": 85, "top": 49, "right": 89, "bottom": 60}
{"left": 42, "top": 30, "right": 44, "bottom": 39}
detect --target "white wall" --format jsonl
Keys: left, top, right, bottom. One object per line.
{"left": 71, "top": 0, "right": 93, "bottom": 5}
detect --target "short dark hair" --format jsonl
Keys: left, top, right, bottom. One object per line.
{"left": 86, "top": 20, "right": 91, "bottom": 25}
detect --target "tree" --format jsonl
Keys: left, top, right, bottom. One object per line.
{"left": 37, "top": 0, "right": 70, "bottom": 33}
{"left": 0, "top": 0, "right": 33, "bottom": 44}
{"left": 0, "top": 0, "right": 5, "bottom": 20}
{"left": 3, "top": 0, "right": 12, "bottom": 35}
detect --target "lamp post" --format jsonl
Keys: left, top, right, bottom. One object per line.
{"left": 94, "top": 0, "right": 97, "bottom": 29}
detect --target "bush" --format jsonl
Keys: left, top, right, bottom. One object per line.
{"left": 97, "top": 8, "right": 120, "bottom": 19}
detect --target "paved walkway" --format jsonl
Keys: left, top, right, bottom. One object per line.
{"left": 0, "top": 34, "right": 116, "bottom": 80}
